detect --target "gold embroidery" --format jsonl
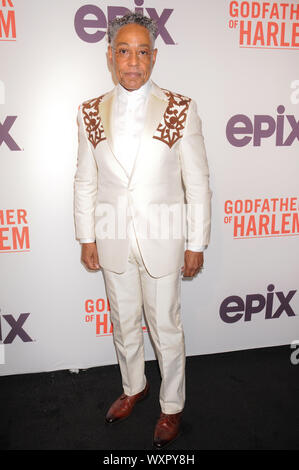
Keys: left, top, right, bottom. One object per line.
{"left": 153, "top": 90, "right": 191, "bottom": 149}
{"left": 82, "top": 95, "right": 106, "bottom": 149}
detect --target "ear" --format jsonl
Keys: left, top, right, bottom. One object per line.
{"left": 152, "top": 48, "right": 158, "bottom": 67}
{"left": 107, "top": 45, "right": 113, "bottom": 65}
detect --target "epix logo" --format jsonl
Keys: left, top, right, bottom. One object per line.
{"left": 0, "top": 312, "right": 33, "bottom": 344}
{"left": 220, "top": 284, "right": 296, "bottom": 323}
{"left": 74, "top": 0, "right": 175, "bottom": 44}
{"left": 0, "top": 80, "right": 21, "bottom": 151}
{"left": 0, "top": 115, "right": 21, "bottom": 150}
{"left": 226, "top": 105, "right": 299, "bottom": 147}
{"left": 0, "top": 0, "right": 16, "bottom": 41}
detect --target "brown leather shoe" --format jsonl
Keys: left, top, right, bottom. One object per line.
{"left": 153, "top": 411, "right": 183, "bottom": 448}
{"left": 105, "top": 382, "right": 150, "bottom": 424}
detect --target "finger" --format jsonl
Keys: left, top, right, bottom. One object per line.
{"left": 183, "top": 269, "right": 195, "bottom": 277}
{"left": 92, "top": 264, "right": 100, "bottom": 270}
{"left": 184, "top": 266, "right": 200, "bottom": 277}
{"left": 92, "top": 252, "right": 100, "bottom": 269}
{"left": 90, "top": 259, "right": 98, "bottom": 270}
{"left": 85, "top": 260, "right": 94, "bottom": 270}
{"left": 93, "top": 254, "right": 100, "bottom": 269}
{"left": 82, "top": 257, "right": 97, "bottom": 270}
{"left": 90, "top": 260, "right": 100, "bottom": 270}
{"left": 89, "top": 263, "right": 99, "bottom": 271}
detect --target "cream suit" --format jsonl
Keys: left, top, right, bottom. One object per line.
{"left": 74, "top": 81, "right": 211, "bottom": 278}
{"left": 74, "top": 81, "right": 211, "bottom": 414}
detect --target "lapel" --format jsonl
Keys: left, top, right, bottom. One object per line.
{"left": 98, "top": 81, "right": 168, "bottom": 185}
{"left": 98, "top": 88, "right": 131, "bottom": 178}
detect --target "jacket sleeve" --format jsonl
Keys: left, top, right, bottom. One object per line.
{"left": 178, "top": 99, "right": 212, "bottom": 249}
{"left": 73, "top": 105, "right": 98, "bottom": 240}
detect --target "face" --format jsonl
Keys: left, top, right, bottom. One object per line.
{"left": 108, "top": 23, "right": 157, "bottom": 91}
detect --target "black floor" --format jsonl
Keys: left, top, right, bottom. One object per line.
{"left": 0, "top": 345, "right": 298, "bottom": 450}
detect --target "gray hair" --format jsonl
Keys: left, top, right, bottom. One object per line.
{"left": 107, "top": 12, "right": 157, "bottom": 46}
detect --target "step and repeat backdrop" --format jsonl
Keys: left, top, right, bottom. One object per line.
{"left": 0, "top": 0, "right": 299, "bottom": 375}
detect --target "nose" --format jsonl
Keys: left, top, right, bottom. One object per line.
{"left": 128, "top": 50, "right": 139, "bottom": 66}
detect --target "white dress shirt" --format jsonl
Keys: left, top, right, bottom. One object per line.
{"left": 80, "top": 80, "right": 205, "bottom": 252}
{"left": 112, "top": 79, "right": 150, "bottom": 177}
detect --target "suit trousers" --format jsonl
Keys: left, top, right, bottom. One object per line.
{"left": 101, "top": 228, "right": 186, "bottom": 414}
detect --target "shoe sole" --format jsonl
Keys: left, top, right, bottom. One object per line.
{"left": 152, "top": 430, "right": 182, "bottom": 450}
{"left": 105, "top": 389, "right": 150, "bottom": 425}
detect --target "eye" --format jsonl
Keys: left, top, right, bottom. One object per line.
{"left": 138, "top": 49, "right": 149, "bottom": 56}
{"left": 118, "top": 48, "right": 129, "bottom": 55}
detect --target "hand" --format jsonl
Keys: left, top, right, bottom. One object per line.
{"left": 81, "top": 242, "right": 100, "bottom": 270}
{"left": 181, "top": 250, "right": 204, "bottom": 277}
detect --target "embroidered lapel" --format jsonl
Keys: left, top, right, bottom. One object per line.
{"left": 99, "top": 90, "right": 131, "bottom": 179}
{"left": 81, "top": 95, "right": 106, "bottom": 149}
{"left": 153, "top": 89, "right": 191, "bottom": 149}
{"left": 80, "top": 83, "right": 191, "bottom": 185}
{"left": 128, "top": 84, "right": 168, "bottom": 186}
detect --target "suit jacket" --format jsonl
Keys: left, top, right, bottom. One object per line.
{"left": 74, "top": 81, "right": 211, "bottom": 278}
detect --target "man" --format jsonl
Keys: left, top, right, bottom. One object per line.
{"left": 74, "top": 12, "right": 211, "bottom": 449}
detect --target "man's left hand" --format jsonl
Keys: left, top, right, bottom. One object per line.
{"left": 181, "top": 250, "right": 204, "bottom": 277}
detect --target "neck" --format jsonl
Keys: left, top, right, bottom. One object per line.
{"left": 119, "top": 80, "right": 151, "bottom": 94}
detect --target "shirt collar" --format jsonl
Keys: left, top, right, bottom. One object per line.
{"left": 116, "top": 79, "right": 152, "bottom": 103}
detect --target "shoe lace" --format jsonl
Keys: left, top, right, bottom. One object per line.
{"left": 159, "top": 412, "right": 180, "bottom": 427}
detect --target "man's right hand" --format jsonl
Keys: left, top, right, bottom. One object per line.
{"left": 81, "top": 242, "right": 100, "bottom": 270}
